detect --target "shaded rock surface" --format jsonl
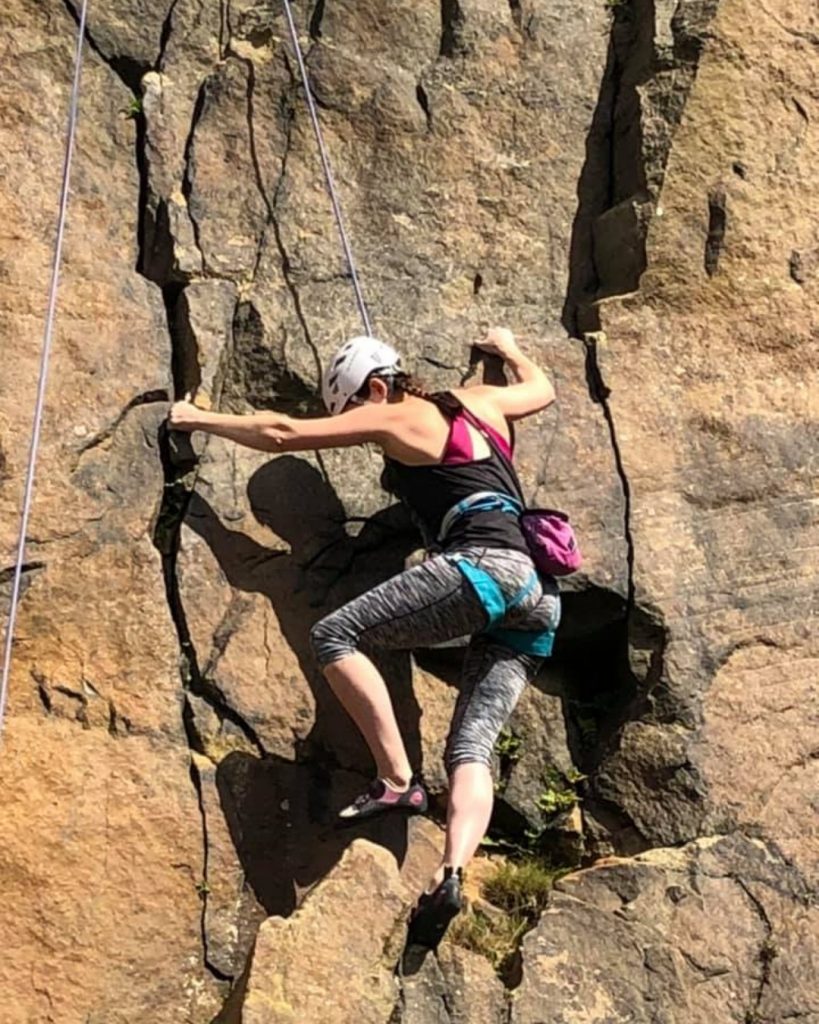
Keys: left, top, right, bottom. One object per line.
{"left": 0, "top": 0, "right": 816, "bottom": 1021}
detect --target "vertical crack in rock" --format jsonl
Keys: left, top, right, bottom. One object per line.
{"left": 735, "top": 878, "right": 777, "bottom": 1023}
{"left": 440, "top": 0, "right": 466, "bottom": 58}
{"left": 309, "top": 0, "right": 327, "bottom": 41}
{"left": 508, "top": 0, "right": 523, "bottom": 32}
{"left": 704, "top": 184, "right": 727, "bottom": 277}
{"left": 157, "top": 0, "right": 181, "bottom": 69}
{"left": 563, "top": 0, "right": 721, "bottom": 332}
{"left": 180, "top": 79, "right": 210, "bottom": 277}
{"left": 185, "top": 728, "right": 233, "bottom": 983}
{"left": 583, "top": 334, "right": 634, "bottom": 609}
{"left": 415, "top": 83, "right": 432, "bottom": 130}
{"left": 59, "top": 2, "right": 265, "bottom": 980}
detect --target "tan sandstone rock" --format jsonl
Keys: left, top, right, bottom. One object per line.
{"left": 242, "top": 839, "right": 410, "bottom": 1024}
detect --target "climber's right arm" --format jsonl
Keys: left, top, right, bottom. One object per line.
{"left": 167, "top": 400, "right": 392, "bottom": 452}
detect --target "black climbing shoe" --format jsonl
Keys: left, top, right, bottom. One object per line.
{"left": 407, "top": 867, "right": 463, "bottom": 949}
{"left": 336, "top": 776, "right": 428, "bottom": 825}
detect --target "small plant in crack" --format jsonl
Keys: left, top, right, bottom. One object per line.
{"left": 493, "top": 728, "right": 523, "bottom": 797}
{"left": 195, "top": 878, "right": 211, "bottom": 900}
{"left": 121, "top": 96, "right": 143, "bottom": 120}
{"left": 495, "top": 727, "right": 523, "bottom": 766}
{"left": 535, "top": 765, "right": 585, "bottom": 818}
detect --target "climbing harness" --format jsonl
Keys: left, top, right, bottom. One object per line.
{"left": 0, "top": 0, "right": 90, "bottom": 741}
{"left": 280, "top": 0, "right": 373, "bottom": 336}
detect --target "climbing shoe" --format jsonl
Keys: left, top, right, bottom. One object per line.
{"left": 407, "top": 867, "right": 463, "bottom": 949}
{"left": 336, "top": 777, "right": 428, "bottom": 824}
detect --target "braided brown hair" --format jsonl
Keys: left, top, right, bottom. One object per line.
{"left": 391, "top": 372, "right": 461, "bottom": 415}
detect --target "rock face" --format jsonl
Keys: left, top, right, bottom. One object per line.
{"left": 582, "top": 0, "right": 819, "bottom": 888}
{"left": 514, "top": 834, "right": 818, "bottom": 1024}
{"left": 243, "top": 840, "right": 409, "bottom": 1024}
{"left": 0, "top": 0, "right": 816, "bottom": 1022}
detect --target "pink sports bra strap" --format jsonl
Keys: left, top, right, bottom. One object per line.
{"left": 442, "top": 409, "right": 513, "bottom": 464}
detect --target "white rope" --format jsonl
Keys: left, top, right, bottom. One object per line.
{"left": 0, "top": 0, "right": 90, "bottom": 740}
{"left": 280, "top": 0, "right": 373, "bottom": 336}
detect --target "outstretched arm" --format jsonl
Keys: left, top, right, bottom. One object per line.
{"left": 468, "top": 328, "right": 555, "bottom": 419}
{"left": 167, "top": 401, "right": 389, "bottom": 452}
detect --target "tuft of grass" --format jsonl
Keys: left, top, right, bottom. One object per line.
{"left": 483, "top": 858, "right": 563, "bottom": 916}
{"left": 449, "top": 908, "right": 529, "bottom": 976}
{"left": 448, "top": 856, "right": 566, "bottom": 978}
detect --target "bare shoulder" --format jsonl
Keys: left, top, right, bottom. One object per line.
{"left": 449, "top": 385, "right": 509, "bottom": 429}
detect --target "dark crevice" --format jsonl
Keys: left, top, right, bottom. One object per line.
{"left": 440, "top": 0, "right": 466, "bottom": 58}
{"left": 157, "top": 0, "right": 181, "bottom": 69}
{"left": 153, "top": 427, "right": 266, "bottom": 757}
{"left": 186, "top": 740, "right": 233, "bottom": 983}
{"left": 415, "top": 84, "right": 432, "bottom": 129}
{"left": 562, "top": 0, "right": 720, "bottom": 333}
{"left": 309, "top": 0, "right": 326, "bottom": 40}
{"left": 164, "top": 283, "right": 190, "bottom": 398}
{"left": 60, "top": 0, "right": 149, "bottom": 94}
{"left": 789, "top": 250, "right": 805, "bottom": 285}
{"left": 59, "top": 0, "right": 158, "bottom": 283}
{"left": 35, "top": 675, "right": 52, "bottom": 714}
{"left": 180, "top": 78, "right": 211, "bottom": 275}
{"left": 508, "top": 0, "right": 523, "bottom": 31}
{"left": 108, "top": 700, "right": 133, "bottom": 737}
{"left": 583, "top": 335, "right": 633, "bottom": 610}
{"left": 218, "top": 0, "right": 228, "bottom": 61}
{"left": 704, "top": 185, "right": 727, "bottom": 277}
{"left": 735, "top": 877, "right": 776, "bottom": 1023}
{"left": 473, "top": 272, "right": 484, "bottom": 295}
{"left": 0, "top": 562, "right": 45, "bottom": 586}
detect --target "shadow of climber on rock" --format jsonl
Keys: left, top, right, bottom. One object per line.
{"left": 184, "top": 454, "right": 424, "bottom": 915}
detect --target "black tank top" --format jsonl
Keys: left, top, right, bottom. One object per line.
{"left": 381, "top": 393, "right": 529, "bottom": 554}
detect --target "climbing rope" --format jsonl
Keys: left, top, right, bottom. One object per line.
{"left": 280, "top": 0, "right": 373, "bottom": 337}
{"left": 0, "top": 0, "right": 90, "bottom": 741}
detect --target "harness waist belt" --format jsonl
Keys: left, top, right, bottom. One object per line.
{"left": 438, "top": 491, "right": 522, "bottom": 544}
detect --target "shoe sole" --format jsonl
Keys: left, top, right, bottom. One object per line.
{"left": 408, "top": 889, "right": 462, "bottom": 950}
{"left": 335, "top": 798, "right": 429, "bottom": 828}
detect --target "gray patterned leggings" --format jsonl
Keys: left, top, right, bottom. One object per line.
{"left": 310, "top": 547, "right": 561, "bottom": 773}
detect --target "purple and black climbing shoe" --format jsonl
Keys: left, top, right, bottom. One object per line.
{"left": 337, "top": 777, "right": 428, "bottom": 824}
{"left": 407, "top": 867, "right": 464, "bottom": 949}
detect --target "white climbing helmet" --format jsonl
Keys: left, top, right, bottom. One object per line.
{"left": 321, "top": 336, "right": 402, "bottom": 415}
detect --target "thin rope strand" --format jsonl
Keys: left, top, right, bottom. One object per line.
{"left": 0, "top": 0, "right": 90, "bottom": 740}
{"left": 280, "top": 0, "right": 373, "bottom": 336}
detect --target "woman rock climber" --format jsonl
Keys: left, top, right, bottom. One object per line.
{"left": 169, "top": 327, "right": 560, "bottom": 948}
